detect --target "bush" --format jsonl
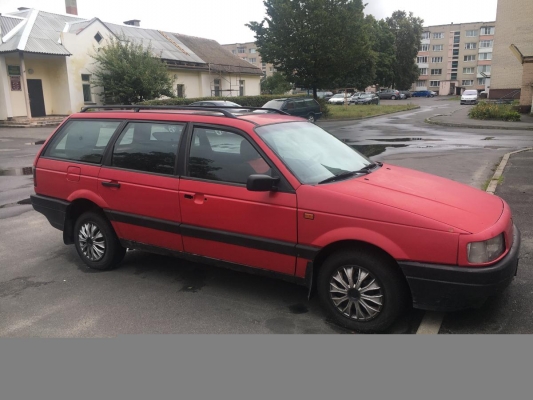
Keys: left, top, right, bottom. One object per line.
{"left": 142, "top": 93, "right": 331, "bottom": 119}
{"left": 469, "top": 102, "right": 521, "bottom": 122}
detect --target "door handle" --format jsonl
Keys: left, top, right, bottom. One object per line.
{"left": 101, "top": 181, "right": 121, "bottom": 188}
{"left": 183, "top": 194, "right": 193, "bottom": 199}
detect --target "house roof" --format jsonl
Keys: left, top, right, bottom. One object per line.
{"left": 0, "top": 9, "right": 85, "bottom": 55}
{"left": 0, "top": 8, "right": 262, "bottom": 75}
{"left": 173, "top": 33, "right": 262, "bottom": 75}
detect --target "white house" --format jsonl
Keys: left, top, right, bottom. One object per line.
{"left": 0, "top": 7, "right": 262, "bottom": 121}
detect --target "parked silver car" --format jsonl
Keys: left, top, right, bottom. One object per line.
{"left": 328, "top": 93, "right": 351, "bottom": 105}
{"left": 461, "top": 90, "right": 479, "bottom": 105}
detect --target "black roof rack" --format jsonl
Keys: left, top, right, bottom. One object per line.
{"left": 79, "top": 105, "right": 289, "bottom": 117}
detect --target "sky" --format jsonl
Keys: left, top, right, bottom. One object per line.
{"left": 0, "top": 0, "right": 498, "bottom": 44}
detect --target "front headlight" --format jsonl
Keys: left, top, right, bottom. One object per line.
{"left": 467, "top": 234, "right": 505, "bottom": 263}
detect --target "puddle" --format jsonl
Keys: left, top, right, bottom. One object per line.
{"left": 371, "top": 137, "right": 443, "bottom": 142}
{"left": 0, "top": 167, "right": 33, "bottom": 176}
{"left": 350, "top": 144, "right": 408, "bottom": 157}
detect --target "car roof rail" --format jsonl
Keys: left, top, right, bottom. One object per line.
{"left": 79, "top": 105, "right": 289, "bottom": 117}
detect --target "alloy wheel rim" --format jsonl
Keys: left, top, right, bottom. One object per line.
{"left": 78, "top": 222, "right": 106, "bottom": 261}
{"left": 329, "top": 266, "right": 383, "bottom": 321}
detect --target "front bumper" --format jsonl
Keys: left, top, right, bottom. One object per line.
{"left": 399, "top": 224, "right": 521, "bottom": 312}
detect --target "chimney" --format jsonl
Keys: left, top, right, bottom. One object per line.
{"left": 124, "top": 20, "right": 141, "bottom": 27}
{"left": 65, "top": 0, "right": 78, "bottom": 16}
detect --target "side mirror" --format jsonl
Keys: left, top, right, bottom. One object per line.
{"left": 246, "top": 175, "right": 280, "bottom": 192}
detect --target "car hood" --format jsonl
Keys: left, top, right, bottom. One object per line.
{"left": 314, "top": 164, "right": 503, "bottom": 234}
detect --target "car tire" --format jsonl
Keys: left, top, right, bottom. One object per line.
{"left": 74, "top": 211, "right": 126, "bottom": 270}
{"left": 317, "top": 249, "right": 407, "bottom": 333}
{"left": 307, "top": 113, "right": 316, "bottom": 123}
{"left": 391, "top": 96, "right": 396, "bottom": 100}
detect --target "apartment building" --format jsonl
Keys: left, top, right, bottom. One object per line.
{"left": 412, "top": 22, "right": 495, "bottom": 96}
{"left": 490, "top": 0, "right": 533, "bottom": 110}
{"left": 221, "top": 42, "right": 276, "bottom": 78}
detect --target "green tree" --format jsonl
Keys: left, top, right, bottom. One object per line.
{"left": 386, "top": 11, "right": 424, "bottom": 90}
{"left": 367, "top": 16, "right": 395, "bottom": 89}
{"left": 261, "top": 72, "right": 293, "bottom": 94}
{"left": 91, "top": 36, "right": 173, "bottom": 104}
{"left": 247, "top": 0, "right": 373, "bottom": 99}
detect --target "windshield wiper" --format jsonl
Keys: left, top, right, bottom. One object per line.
{"left": 317, "top": 162, "right": 381, "bottom": 185}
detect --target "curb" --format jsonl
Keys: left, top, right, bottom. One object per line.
{"left": 486, "top": 147, "right": 533, "bottom": 194}
{"left": 321, "top": 105, "right": 420, "bottom": 123}
{"left": 425, "top": 116, "right": 533, "bottom": 131}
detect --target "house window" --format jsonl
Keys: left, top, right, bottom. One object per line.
{"left": 419, "top": 68, "right": 428, "bottom": 75}
{"left": 464, "top": 55, "right": 476, "bottom": 61}
{"left": 479, "top": 52, "right": 492, "bottom": 60}
{"left": 237, "top": 47, "right": 245, "bottom": 53}
{"left": 177, "top": 84, "right": 185, "bottom": 98}
{"left": 416, "top": 80, "right": 427, "bottom": 87}
{"left": 239, "top": 80, "right": 245, "bottom": 96}
{"left": 421, "top": 31, "right": 430, "bottom": 40}
{"left": 431, "top": 57, "right": 443, "bottom": 63}
{"left": 214, "top": 79, "right": 221, "bottom": 96}
{"left": 466, "top": 30, "right": 477, "bottom": 37}
{"left": 249, "top": 48, "right": 256, "bottom": 53}
{"left": 451, "top": 73, "right": 457, "bottom": 80}
{"left": 433, "top": 32, "right": 444, "bottom": 39}
{"left": 463, "top": 67, "right": 475, "bottom": 74}
{"left": 432, "top": 45, "right": 443, "bottom": 51}
{"left": 429, "top": 81, "right": 440, "bottom": 87}
{"left": 249, "top": 58, "right": 256, "bottom": 63}
{"left": 419, "top": 44, "right": 429, "bottom": 51}
{"left": 480, "top": 40, "right": 494, "bottom": 48}
{"left": 431, "top": 69, "right": 442, "bottom": 75}
{"left": 417, "top": 56, "right": 428, "bottom": 63}
{"left": 465, "top": 42, "right": 477, "bottom": 49}
{"left": 453, "top": 48, "right": 459, "bottom": 56}
{"left": 262, "top": 62, "right": 266, "bottom": 67}
{"left": 94, "top": 32, "right": 103, "bottom": 44}
{"left": 231, "top": 50, "right": 236, "bottom": 54}
{"left": 81, "top": 74, "right": 92, "bottom": 103}
{"left": 478, "top": 65, "right": 491, "bottom": 74}
{"left": 462, "top": 80, "right": 473, "bottom": 86}
{"left": 480, "top": 26, "right": 495, "bottom": 35}
{"left": 478, "top": 78, "right": 486, "bottom": 85}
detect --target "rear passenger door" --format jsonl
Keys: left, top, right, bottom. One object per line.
{"left": 98, "top": 121, "right": 185, "bottom": 251}
{"left": 178, "top": 126, "right": 298, "bottom": 275}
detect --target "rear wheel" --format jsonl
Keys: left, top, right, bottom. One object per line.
{"left": 317, "top": 250, "right": 407, "bottom": 333}
{"left": 307, "top": 113, "right": 316, "bottom": 123}
{"left": 391, "top": 95, "right": 396, "bottom": 100}
{"left": 74, "top": 211, "right": 125, "bottom": 270}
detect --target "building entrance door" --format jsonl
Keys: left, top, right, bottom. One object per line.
{"left": 27, "top": 79, "right": 46, "bottom": 117}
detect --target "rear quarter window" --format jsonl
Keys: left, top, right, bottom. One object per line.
{"left": 44, "top": 120, "right": 121, "bottom": 164}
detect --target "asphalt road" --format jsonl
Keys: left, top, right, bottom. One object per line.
{"left": 1, "top": 97, "right": 532, "bottom": 336}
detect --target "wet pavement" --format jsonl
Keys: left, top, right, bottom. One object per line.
{"left": 1, "top": 98, "right": 532, "bottom": 335}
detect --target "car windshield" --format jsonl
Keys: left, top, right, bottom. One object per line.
{"left": 255, "top": 122, "right": 372, "bottom": 184}
{"left": 213, "top": 101, "right": 241, "bottom": 107}
{"left": 332, "top": 94, "right": 345, "bottom": 98}
{"left": 463, "top": 90, "right": 477, "bottom": 95}
{"left": 262, "top": 100, "right": 285, "bottom": 109}
{"left": 360, "top": 94, "right": 372, "bottom": 98}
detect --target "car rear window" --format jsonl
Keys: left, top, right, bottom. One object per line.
{"left": 44, "top": 120, "right": 120, "bottom": 164}
{"left": 262, "top": 100, "right": 285, "bottom": 110}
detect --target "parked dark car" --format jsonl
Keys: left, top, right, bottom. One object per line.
{"left": 188, "top": 100, "right": 248, "bottom": 113}
{"left": 378, "top": 89, "right": 400, "bottom": 100}
{"left": 399, "top": 91, "right": 412, "bottom": 99}
{"left": 412, "top": 90, "right": 435, "bottom": 98}
{"left": 353, "top": 93, "right": 380, "bottom": 105}
{"left": 262, "top": 98, "right": 322, "bottom": 123}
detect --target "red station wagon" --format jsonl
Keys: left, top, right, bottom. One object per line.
{"left": 31, "top": 105, "right": 520, "bottom": 333}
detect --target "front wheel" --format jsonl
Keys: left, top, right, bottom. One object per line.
{"left": 74, "top": 211, "right": 125, "bottom": 270}
{"left": 391, "top": 95, "right": 396, "bottom": 100}
{"left": 307, "top": 113, "right": 316, "bottom": 123}
{"left": 317, "top": 250, "right": 407, "bottom": 333}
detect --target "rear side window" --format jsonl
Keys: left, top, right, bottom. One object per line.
{"left": 304, "top": 99, "right": 317, "bottom": 108}
{"left": 111, "top": 122, "right": 184, "bottom": 175}
{"left": 45, "top": 120, "right": 120, "bottom": 164}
